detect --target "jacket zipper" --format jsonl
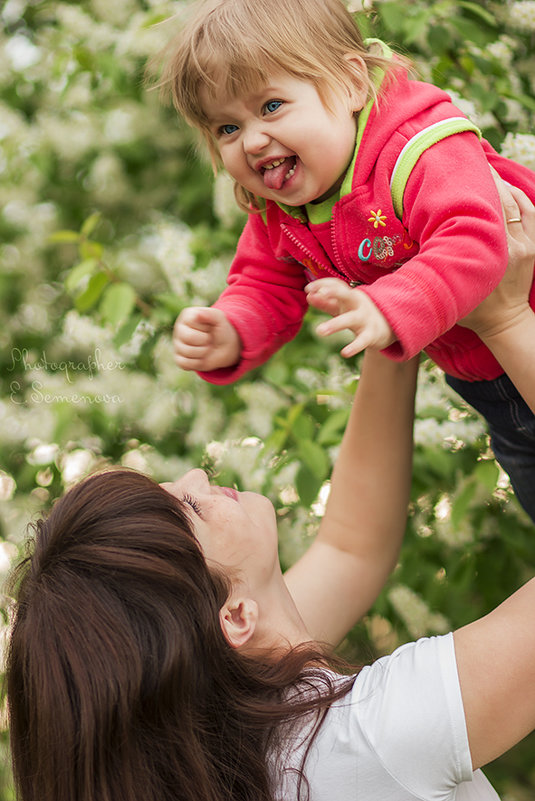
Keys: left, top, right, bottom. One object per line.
{"left": 281, "top": 224, "right": 356, "bottom": 283}
{"left": 331, "top": 218, "right": 362, "bottom": 287}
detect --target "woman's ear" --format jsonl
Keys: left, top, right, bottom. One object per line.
{"left": 343, "top": 52, "right": 369, "bottom": 112}
{"left": 219, "top": 597, "right": 259, "bottom": 649}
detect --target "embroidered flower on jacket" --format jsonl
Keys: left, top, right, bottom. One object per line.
{"left": 368, "top": 209, "right": 387, "bottom": 228}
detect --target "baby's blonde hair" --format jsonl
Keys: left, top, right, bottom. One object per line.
{"left": 157, "top": 0, "right": 407, "bottom": 210}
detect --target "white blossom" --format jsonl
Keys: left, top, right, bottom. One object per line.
{"left": 215, "top": 440, "right": 265, "bottom": 491}
{"left": 0, "top": 540, "right": 17, "bottom": 573}
{"left": 186, "top": 394, "right": 225, "bottom": 447}
{"left": 509, "top": 0, "right": 535, "bottom": 31}
{"left": 486, "top": 37, "right": 517, "bottom": 67}
{"left": 500, "top": 132, "right": 535, "bottom": 172}
{"left": 236, "top": 382, "right": 286, "bottom": 438}
{"left": 139, "top": 391, "right": 179, "bottom": 439}
{"left": 213, "top": 172, "right": 246, "bottom": 228}
{"left": 36, "top": 110, "right": 102, "bottom": 161}
{"left": 119, "top": 320, "right": 157, "bottom": 363}
{"left": 189, "top": 257, "right": 230, "bottom": 304}
{"left": 388, "top": 584, "right": 450, "bottom": 639}
{"left": 2, "top": 0, "right": 28, "bottom": 26}
{"left": 151, "top": 221, "right": 195, "bottom": 295}
{"left": 4, "top": 34, "right": 41, "bottom": 70}
{"left": 59, "top": 449, "right": 98, "bottom": 485}
{"left": 87, "top": 152, "right": 129, "bottom": 203}
{"left": 26, "top": 442, "right": 60, "bottom": 466}
{"left": 414, "top": 416, "right": 485, "bottom": 449}
{"left": 0, "top": 472, "right": 16, "bottom": 501}
{"left": 445, "top": 89, "right": 496, "bottom": 130}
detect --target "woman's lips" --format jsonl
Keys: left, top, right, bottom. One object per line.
{"left": 220, "top": 486, "right": 239, "bottom": 501}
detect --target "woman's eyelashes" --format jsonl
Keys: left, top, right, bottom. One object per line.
{"left": 182, "top": 493, "right": 203, "bottom": 517}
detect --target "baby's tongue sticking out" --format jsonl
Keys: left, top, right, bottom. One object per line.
{"left": 263, "top": 158, "right": 292, "bottom": 190}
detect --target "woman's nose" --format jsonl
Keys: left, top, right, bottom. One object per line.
{"left": 179, "top": 468, "right": 209, "bottom": 492}
{"left": 162, "top": 468, "right": 209, "bottom": 498}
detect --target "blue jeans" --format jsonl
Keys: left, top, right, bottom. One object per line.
{"left": 446, "top": 372, "right": 535, "bottom": 525}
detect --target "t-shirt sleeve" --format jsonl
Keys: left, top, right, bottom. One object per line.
{"left": 351, "top": 633, "right": 473, "bottom": 798}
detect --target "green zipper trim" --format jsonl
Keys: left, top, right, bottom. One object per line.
{"left": 340, "top": 39, "right": 394, "bottom": 198}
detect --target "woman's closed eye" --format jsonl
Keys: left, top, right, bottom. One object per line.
{"left": 263, "top": 99, "right": 283, "bottom": 115}
{"left": 182, "top": 493, "right": 203, "bottom": 517}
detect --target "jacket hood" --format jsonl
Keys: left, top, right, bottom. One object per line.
{"left": 349, "top": 56, "right": 460, "bottom": 188}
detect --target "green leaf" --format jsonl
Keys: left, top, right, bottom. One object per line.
{"left": 501, "top": 90, "right": 535, "bottom": 113}
{"left": 64, "top": 259, "right": 98, "bottom": 293}
{"left": 75, "top": 271, "right": 109, "bottom": 313}
{"left": 296, "top": 464, "right": 322, "bottom": 507}
{"left": 47, "top": 230, "right": 80, "bottom": 244}
{"left": 317, "top": 408, "right": 350, "bottom": 445}
{"left": 100, "top": 283, "right": 137, "bottom": 327}
{"left": 79, "top": 240, "right": 104, "bottom": 261}
{"left": 450, "top": 16, "right": 496, "bottom": 46}
{"left": 292, "top": 412, "right": 315, "bottom": 441}
{"left": 113, "top": 313, "right": 143, "bottom": 348}
{"left": 474, "top": 459, "right": 499, "bottom": 492}
{"left": 153, "top": 292, "right": 187, "bottom": 316}
{"left": 81, "top": 212, "right": 102, "bottom": 238}
{"left": 263, "top": 428, "right": 289, "bottom": 454}
{"left": 377, "top": 2, "right": 408, "bottom": 34}
{"left": 73, "top": 45, "right": 95, "bottom": 71}
{"left": 403, "top": 9, "right": 432, "bottom": 45}
{"left": 298, "top": 439, "right": 329, "bottom": 481}
{"left": 457, "top": 0, "right": 497, "bottom": 27}
{"left": 451, "top": 480, "right": 477, "bottom": 529}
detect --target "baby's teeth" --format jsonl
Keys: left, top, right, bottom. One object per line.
{"left": 285, "top": 165, "right": 296, "bottom": 179}
{"left": 264, "top": 159, "right": 285, "bottom": 170}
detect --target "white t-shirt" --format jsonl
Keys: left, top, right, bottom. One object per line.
{"left": 272, "top": 633, "right": 500, "bottom": 801}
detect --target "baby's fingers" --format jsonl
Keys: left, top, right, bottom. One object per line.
{"left": 305, "top": 278, "right": 353, "bottom": 313}
{"left": 316, "top": 310, "right": 361, "bottom": 338}
{"left": 173, "top": 322, "right": 211, "bottom": 349}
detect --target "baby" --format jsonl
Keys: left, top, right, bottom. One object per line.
{"left": 163, "top": 0, "right": 535, "bottom": 521}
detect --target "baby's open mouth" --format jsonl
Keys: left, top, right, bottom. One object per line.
{"left": 262, "top": 156, "right": 297, "bottom": 190}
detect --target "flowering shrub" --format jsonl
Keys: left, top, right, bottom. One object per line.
{"left": 1, "top": 0, "right": 535, "bottom": 796}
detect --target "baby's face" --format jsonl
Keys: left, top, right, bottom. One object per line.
{"left": 202, "top": 73, "right": 364, "bottom": 206}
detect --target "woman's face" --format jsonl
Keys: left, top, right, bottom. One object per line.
{"left": 162, "top": 469, "right": 281, "bottom": 593}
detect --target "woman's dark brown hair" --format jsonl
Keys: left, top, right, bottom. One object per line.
{"left": 7, "top": 470, "right": 354, "bottom": 801}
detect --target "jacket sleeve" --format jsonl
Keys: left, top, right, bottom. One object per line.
{"left": 197, "top": 211, "right": 308, "bottom": 385}
{"left": 360, "top": 131, "right": 509, "bottom": 361}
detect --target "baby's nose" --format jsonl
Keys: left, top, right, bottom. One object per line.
{"left": 243, "top": 124, "right": 271, "bottom": 154}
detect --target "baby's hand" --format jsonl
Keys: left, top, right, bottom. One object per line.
{"left": 305, "top": 278, "right": 395, "bottom": 357}
{"left": 173, "top": 307, "right": 241, "bottom": 371}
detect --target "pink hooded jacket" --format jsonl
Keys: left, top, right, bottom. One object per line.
{"left": 199, "top": 66, "right": 535, "bottom": 385}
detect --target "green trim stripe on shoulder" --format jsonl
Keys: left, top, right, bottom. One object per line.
{"left": 390, "top": 117, "right": 482, "bottom": 219}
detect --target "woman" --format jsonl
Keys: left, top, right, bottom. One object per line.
{"left": 6, "top": 186, "right": 535, "bottom": 801}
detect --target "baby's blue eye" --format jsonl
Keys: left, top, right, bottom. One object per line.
{"left": 219, "top": 123, "right": 239, "bottom": 136}
{"left": 264, "top": 99, "right": 282, "bottom": 114}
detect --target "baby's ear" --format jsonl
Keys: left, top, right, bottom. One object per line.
{"left": 219, "top": 596, "right": 258, "bottom": 649}
{"left": 343, "top": 53, "right": 369, "bottom": 112}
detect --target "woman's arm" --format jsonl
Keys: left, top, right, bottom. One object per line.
{"left": 435, "top": 181, "right": 535, "bottom": 770}
{"left": 284, "top": 351, "right": 418, "bottom": 646}
{"left": 454, "top": 576, "right": 535, "bottom": 770}
{"left": 459, "top": 181, "right": 535, "bottom": 413}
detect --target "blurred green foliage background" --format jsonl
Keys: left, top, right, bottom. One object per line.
{"left": 1, "top": 0, "right": 535, "bottom": 797}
